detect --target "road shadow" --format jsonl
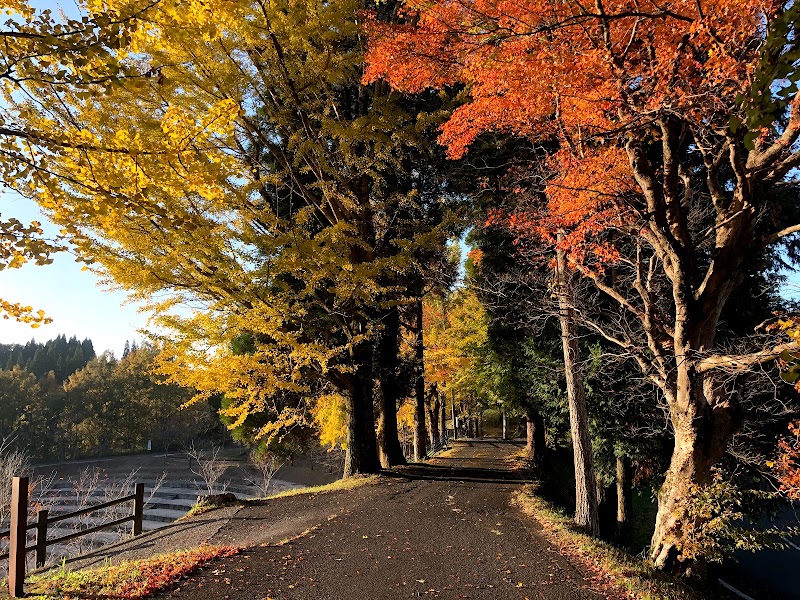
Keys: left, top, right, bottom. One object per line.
{"left": 384, "top": 439, "right": 533, "bottom": 484}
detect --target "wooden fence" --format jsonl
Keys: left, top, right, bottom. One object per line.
{"left": 1, "top": 476, "right": 144, "bottom": 598}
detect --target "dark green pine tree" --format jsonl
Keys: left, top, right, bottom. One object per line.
{"left": 22, "top": 339, "right": 37, "bottom": 367}
{"left": 55, "top": 355, "right": 66, "bottom": 381}
{"left": 28, "top": 346, "right": 47, "bottom": 377}
{"left": 81, "top": 338, "right": 95, "bottom": 362}
{"left": 66, "top": 346, "right": 85, "bottom": 376}
{"left": 4, "top": 347, "right": 19, "bottom": 370}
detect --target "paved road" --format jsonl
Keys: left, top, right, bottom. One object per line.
{"left": 724, "top": 505, "right": 800, "bottom": 599}
{"left": 153, "top": 440, "right": 623, "bottom": 600}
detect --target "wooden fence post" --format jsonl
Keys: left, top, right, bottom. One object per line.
{"left": 132, "top": 483, "right": 144, "bottom": 536}
{"left": 35, "top": 509, "right": 48, "bottom": 568}
{"left": 8, "top": 476, "right": 28, "bottom": 598}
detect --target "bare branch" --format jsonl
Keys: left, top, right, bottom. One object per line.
{"left": 696, "top": 341, "right": 800, "bottom": 374}
{"left": 762, "top": 223, "right": 800, "bottom": 246}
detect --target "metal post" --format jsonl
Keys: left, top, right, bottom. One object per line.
{"left": 35, "top": 509, "right": 48, "bottom": 568}
{"left": 8, "top": 476, "right": 28, "bottom": 598}
{"left": 133, "top": 483, "right": 144, "bottom": 536}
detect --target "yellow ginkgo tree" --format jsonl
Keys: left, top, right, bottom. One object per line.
{"left": 6, "top": 0, "right": 447, "bottom": 475}
{"left": 0, "top": 0, "right": 146, "bottom": 323}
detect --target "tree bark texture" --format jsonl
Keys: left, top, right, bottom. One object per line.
{"left": 343, "top": 342, "right": 381, "bottom": 477}
{"left": 616, "top": 454, "right": 633, "bottom": 545}
{"left": 428, "top": 388, "right": 440, "bottom": 445}
{"left": 413, "top": 298, "right": 427, "bottom": 461}
{"left": 440, "top": 397, "right": 447, "bottom": 443}
{"left": 650, "top": 373, "right": 738, "bottom": 568}
{"left": 526, "top": 408, "right": 546, "bottom": 466}
{"left": 376, "top": 306, "right": 406, "bottom": 468}
{"left": 451, "top": 398, "right": 457, "bottom": 440}
{"left": 556, "top": 239, "right": 600, "bottom": 536}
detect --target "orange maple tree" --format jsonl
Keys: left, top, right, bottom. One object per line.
{"left": 774, "top": 421, "right": 800, "bottom": 500}
{"left": 366, "top": 0, "right": 800, "bottom": 569}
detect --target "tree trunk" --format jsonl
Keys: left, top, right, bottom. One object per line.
{"left": 526, "top": 419, "right": 534, "bottom": 453}
{"left": 341, "top": 188, "right": 382, "bottom": 477}
{"left": 343, "top": 344, "right": 381, "bottom": 477}
{"left": 595, "top": 476, "right": 609, "bottom": 536}
{"left": 429, "top": 390, "right": 440, "bottom": 445}
{"left": 649, "top": 373, "right": 738, "bottom": 568}
{"left": 650, "top": 425, "right": 704, "bottom": 569}
{"left": 501, "top": 408, "right": 507, "bottom": 440}
{"left": 616, "top": 454, "right": 633, "bottom": 545}
{"left": 413, "top": 298, "right": 427, "bottom": 461}
{"left": 556, "top": 237, "right": 600, "bottom": 536}
{"left": 451, "top": 398, "right": 458, "bottom": 440}
{"left": 526, "top": 408, "right": 546, "bottom": 466}
{"left": 440, "top": 397, "right": 447, "bottom": 443}
{"left": 376, "top": 306, "right": 406, "bottom": 468}
{"left": 427, "top": 404, "right": 435, "bottom": 446}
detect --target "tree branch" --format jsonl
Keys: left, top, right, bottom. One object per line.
{"left": 762, "top": 223, "right": 800, "bottom": 246}
{"left": 696, "top": 341, "right": 800, "bottom": 374}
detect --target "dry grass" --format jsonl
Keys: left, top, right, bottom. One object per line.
{"left": 1, "top": 546, "right": 239, "bottom": 599}
{"left": 513, "top": 485, "right": 706, "bottom": 600}
{"left": 508, "top": 447, "right": 535, "bottom": 473}
{"left": 179, "top": 475, "right": 378, "bottom": 520}
{"left": 260, "top": 474, "right": 379, "bottom": 500}
{"left": 182, "top": 495, "right": 242, "bottom": 519}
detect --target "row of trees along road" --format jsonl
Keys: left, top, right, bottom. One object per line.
{"left": 2, "top": 0, "right": 800, "bottom": 574}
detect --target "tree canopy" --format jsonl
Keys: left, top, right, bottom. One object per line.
{"left": 366, "top": 0, "right": 800, "bottom": 567}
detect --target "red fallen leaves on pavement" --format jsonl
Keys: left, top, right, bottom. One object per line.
{"left": 28, "top": 545, "right": 240, "bottom": 599}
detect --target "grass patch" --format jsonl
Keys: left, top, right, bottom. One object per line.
{"left": 259, "top": 474, "right": 379, "bottom": 501}
{"left": 177, "top": 475, "right": 377, "bottom": 519}
{"left": 2, "top": 546, "right": 238, "bottom": 599}
{"left": 514, "top": 485, "right": 706, "bottom": 600}
{"left": 182, "top": 494, "right": 240, "bottom": 519}
{"left": 183, "top": 498, "right": 216, "bottom": 518}
{"left": 508, "top": 447, "right": 536, "bottom": 474}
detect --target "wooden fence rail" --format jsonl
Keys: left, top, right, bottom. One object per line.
{"left": 1, "top": 476, "right": 144, "bottom": 597}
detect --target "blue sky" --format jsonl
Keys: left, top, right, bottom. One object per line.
{"left": 0, "top": 192, "right": 148, "bottom": 355}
